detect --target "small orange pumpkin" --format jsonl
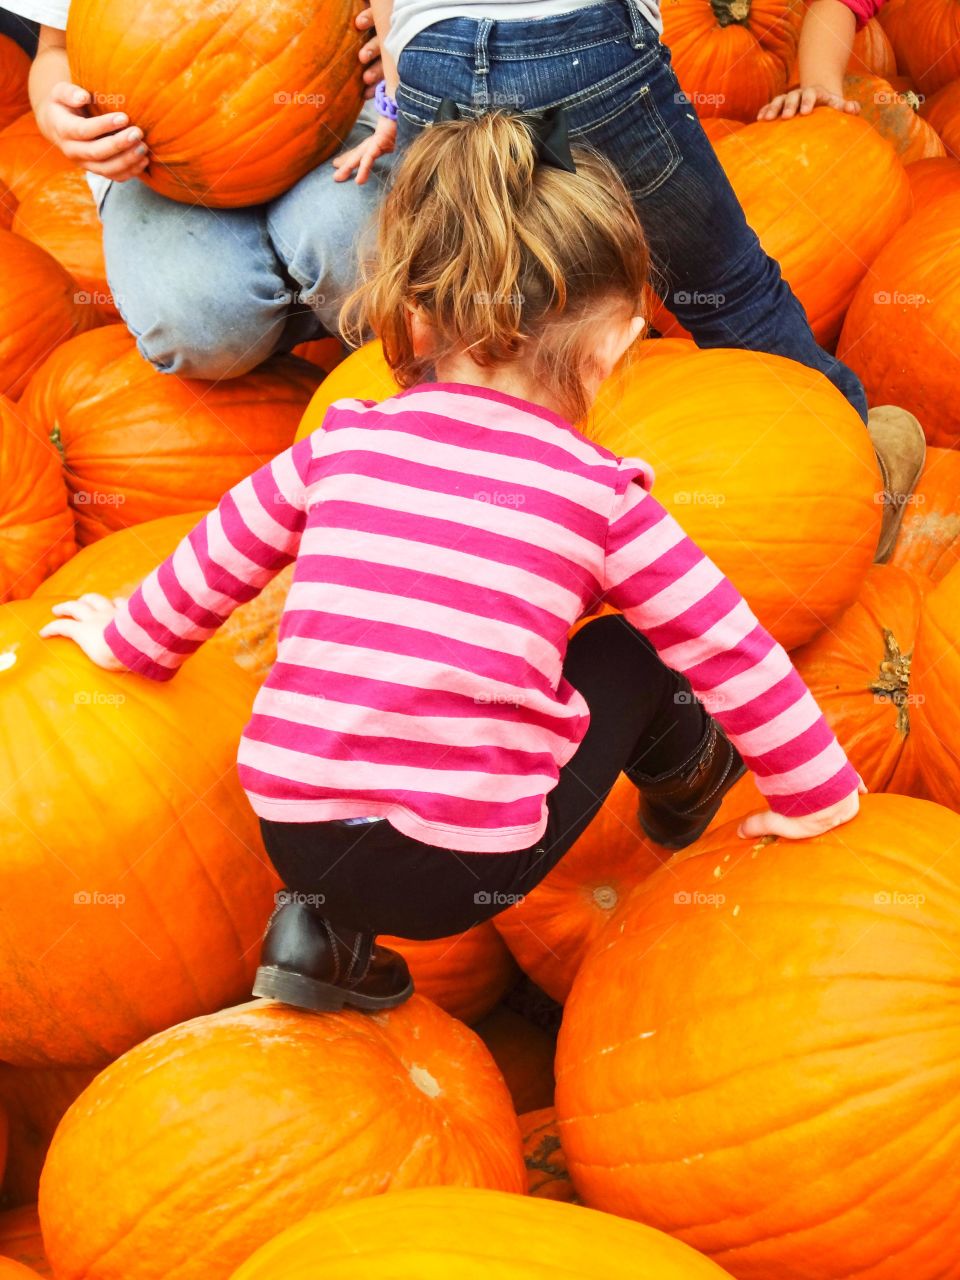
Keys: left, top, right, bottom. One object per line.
{"left": 0, "top": 231, "right": 89, "bottom": 400}
{"left": 382, "top": 926, "right": 517, "bottom": 1025}
{"left": 474, "top": 1005, "right": 556, "bottom": 1112}
{"left": 850, "top": 16, "right": 898, "bottom": 76}
{"left": 889, "top": 447, "right": 960, "bottom": 582}
{"left": 39, "top": 998, "right": 526, "bottom": 1280}
{"left": 66, "top": 0, "right": 365, "bottom": 207}
{"left": 0, "top": 115, "right": 72, "bottom": 202}
{"left": 842, "top": 74, "right": 945, "bottom": 163}
{"left": 520, "top": 1107, "right": 578, "bottom": 1203}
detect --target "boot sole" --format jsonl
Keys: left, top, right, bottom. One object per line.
{"left": 252, "top": 965, "right": 414, "bottom": 1013}
{"left": 641, "top": 759, "right": 748, "bottom": 851}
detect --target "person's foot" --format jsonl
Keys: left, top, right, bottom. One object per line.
{"left": 253, "top": 900, "right": 414, "bottom": 1013}
{"left": 627, "top": 719, "right": 746, "bottom": 851}
{"left": 868, "top": 405, "right": 926, "bottom": 564}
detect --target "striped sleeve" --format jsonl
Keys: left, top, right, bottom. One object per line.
{"left": 602, "top": 466, "right": 860, "bottom": 818}
{"left": 103, "top": 436, "right": 314, "bottom": 681}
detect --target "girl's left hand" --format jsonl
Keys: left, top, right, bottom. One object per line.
{"left": 757, "top": 85, "right": 860, "bottom": 120}
{"left": 333, "top": 119, "right": 397, "bottom": 184}
{"left": 39, "top": 594, "right": 128, "bottom": 670}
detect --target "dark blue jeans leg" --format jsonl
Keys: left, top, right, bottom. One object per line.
{"left": 394, "top": 5, "right": 869, "bottom": 421}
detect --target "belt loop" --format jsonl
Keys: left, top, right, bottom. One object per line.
{"left": 622, "top": 0, "right": 646, "bottom": 48}
{"left": 473, "top": 17, "right": 493, "bottom": 110}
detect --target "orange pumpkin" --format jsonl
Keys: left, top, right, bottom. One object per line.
{"left": 906, "top": 154, "right": 960, "bottom": 205}
{"left": 659, "top": 0, "right": 803, "bottom": 121}
{"left": 302, "top": 340, "right": 881, "bottom": 650}
{"left": 0, "top": 1207, "right": 50, "bottom": 1278}
{"left": 0, "top": 115, "right": 72, "bottom": 202}
{"left": 382, "top": 926, "right": 518, "bottom": 1025}
{"left": 590, "top": 339, "right": 881, "bottom": 647}
{"left": 0, "top": 37, "right": 29, "bottom": 133}
{"left": 290, "top": 336, "right": 348, "bottom": 374}
{"left": 12, "top": 170, "right": 118, "bottom": 322}
{"left": 699, "top": 117, "right": 746, "bottom": 141}
{"left": 66, "top": 0, "right": 365, "bottom": 208}
{"left": 842, "top": 74, "right": 945, "bottom": 163}
{"left": 39, "top": 997, "right": 525, "bottom": 1280}
{"left": 520, "top": 1107, "right": 578, "bottom": 1203}
{"left": 0, "top": 395, "right": 74, "bottom": 602}
{"left": 921, "top": 77, "right": 960, "bottom": 158}
{"left": 228, "top": 1186, "right": 734, "bottom": 1280}
{"left": 0, "top": 231, "right": 88, "bottom": 400}
{"left": 791, "top": 564, "right": 923, "bottom": 794}
{"left": 849, "top": 17, "right": 898, "bottom": 76}
{"left": 0, "top": 598, "right": 276, "bottom": 1066}
{"left": 556, "top": 793, "right": 960, "bottom": 1278}
{"left": 20, "top": 325, "right": 321, "bottom": 544}
{"left": 494, "top": 773, "right": 665, "bottom": 1001}
{"left": 876, "top": 0, "right": 912, "bottom": 65}
{"left": 710, "top": 112, "right": 912, "bottom": 346}
{"left": 837, "top": 192, "right": 960, "bottom": 449}
{"left": 910, "top": 562, "right": 960, "bottom": 811}
{"left": 0, "top": 177, "right": 14, "bottom": 230}
{"left": 0, "top": 1261, "right": 43, "bottom": 1279}
{"left": 474, "top": 1005, "right": 556, "bottom": 1112}
{"left": 894, "top": 0, "right": 960, "bottom": 93}
{"left": 889, "top": 447, "right": 960, "bottom": 582}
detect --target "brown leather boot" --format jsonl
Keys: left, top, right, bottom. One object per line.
{"left": 627, "top": 719, "right": 746, "bottom": 851}
{"left": 868, "top": 405, "right": 926, "bottom": 564}
{"left": 252, "top": 900, "right": 414, "bottom": 1013}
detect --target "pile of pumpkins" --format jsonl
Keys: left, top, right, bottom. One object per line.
{"left": 0, "top": 0, "right": 959, "bottom": 1276}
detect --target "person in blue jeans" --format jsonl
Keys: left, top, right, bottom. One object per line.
{"left": 336, "top": 0, "right": 925, "bottom": 560}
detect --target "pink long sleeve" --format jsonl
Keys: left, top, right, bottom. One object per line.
{"left": 835, "top": 0, "right": 885, "bottom": 29}
{"left": 104, "top": 436, "right": 314, "bottom": 681}
{"left": 603, "top": 466, "right": 860, "bottom": 818}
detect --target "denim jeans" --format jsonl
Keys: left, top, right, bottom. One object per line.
{"left": 395, "top": 1, "right": 868, "bottom": 420}
{"left": 98, "top": 101, "right": 394, "bottom": 379}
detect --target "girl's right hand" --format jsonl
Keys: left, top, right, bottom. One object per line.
{"left": 36, "top": 82, "right": 149, "bottom": 180}
{"left": 757, "top": 85, "right": 860, "bottom": 120}
{"left": 333, "top": 118, "right": 397, "bottom": 184}
{"left": 738, "top": 782, "right": 865, "bottom": 841}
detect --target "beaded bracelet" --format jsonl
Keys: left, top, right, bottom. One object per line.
{"left": 375, "top": 80, "right": 398, "bottom": 121}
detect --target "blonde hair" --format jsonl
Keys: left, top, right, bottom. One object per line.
{"left": 340, "top": 110, "right": 650, "bottom": 423}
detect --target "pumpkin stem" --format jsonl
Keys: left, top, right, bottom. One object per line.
{"left": 867, "top": 627, "right": 913, "bottom": 738}
{"left": 710, "top": 0, "right": 751, "bottom": 26}
{"left": 50, "top": 424, "right": 65, "bottom": 461}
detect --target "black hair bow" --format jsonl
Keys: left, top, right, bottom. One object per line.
{"left": 433, "top": 98, "right": 577, "bottom": 174}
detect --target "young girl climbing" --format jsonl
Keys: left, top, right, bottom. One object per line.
{"left": 41, "top": 112, "right": 863, "bottom": 1016}
{"left": 335, "top": 0, "right": 925, "bottom": 562}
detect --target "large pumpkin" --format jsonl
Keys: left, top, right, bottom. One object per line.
{"left": 922, "top": 78, "right": 960, "bottom": 158}
{"left": 910, "top": 561, "right": 960, "bottom": 811}
{"left": 659, "top": 0, "right": 803, "bottom": 121}
{"left": 0, "top": 598, "right": 276, "bottom": 1066}
{"left": 0, "top": 396, "right": 74, "bottom": 603}
{"left": 894, "top": 0, "right": 960, "bottom": 93}
{"left": 889, "top": 447, "right": 960, "bottom": 582}
{"left": 556, "top": 793, "right": 960, "bottom": 1278}
{"left": 66, "top": 0, "right": 365, "bottom": 207}
{"left": 0, "top": 36, "right": 30, "bottom": 133}
{"left": 0, "top": 231, "right": 88, "bottom": 400}
{"left": 791, "top": 564, "right": 924, "bottom": 794}
{"left": 0, "top": 115, "right": 72, "bottom": 203}
{"left": 837, "top": 192, "right": 960, "bottom": 448}
{"left": 20, "top": 325, "right": 320, "bottom": 544}
{"left": 39, "top": 997, "right": 525, "bottom": 1280}
{"left": 710, "top": 111, "right": 912, "bottom": 346}
{"left": 493, "top": 773, "right": 665, "bottom": 1001}
{"left": 228, "top": 1186, "right": 733, "bottom": 1280}
{"left": 842, "top": 75, "right": 945, "bottom": 163}
{"left": 12, "top": 170, "right": 117, "bottom": 322}
{"left": 299, "top": 339, "right": 880, "bottom": 650}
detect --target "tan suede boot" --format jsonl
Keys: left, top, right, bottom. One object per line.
{"left": 868, "top": 406, "right": 927, "bottom": 564}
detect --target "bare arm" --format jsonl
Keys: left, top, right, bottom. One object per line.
{"left": 370, "top": 0, "right": 399, "bottom": 95}
{"left": 30, "top": 25, "right": 148, "bottom": 179}
{"left": 757, "top": 0, "right": 860, "bottom": 120}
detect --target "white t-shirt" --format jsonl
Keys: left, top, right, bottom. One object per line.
{"left": 3, "top": 0, "right": 110, "bottom": 209}
{"left": 386, "top": 0, "right": 664, "bottom": 63}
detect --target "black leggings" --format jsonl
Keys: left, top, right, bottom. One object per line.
{"left": 260, "top": 614, "right": 708, "bottom": 940}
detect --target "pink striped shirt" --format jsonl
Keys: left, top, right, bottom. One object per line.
{"left": 104, "top": 382, "right": 859, "bottom": 852}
